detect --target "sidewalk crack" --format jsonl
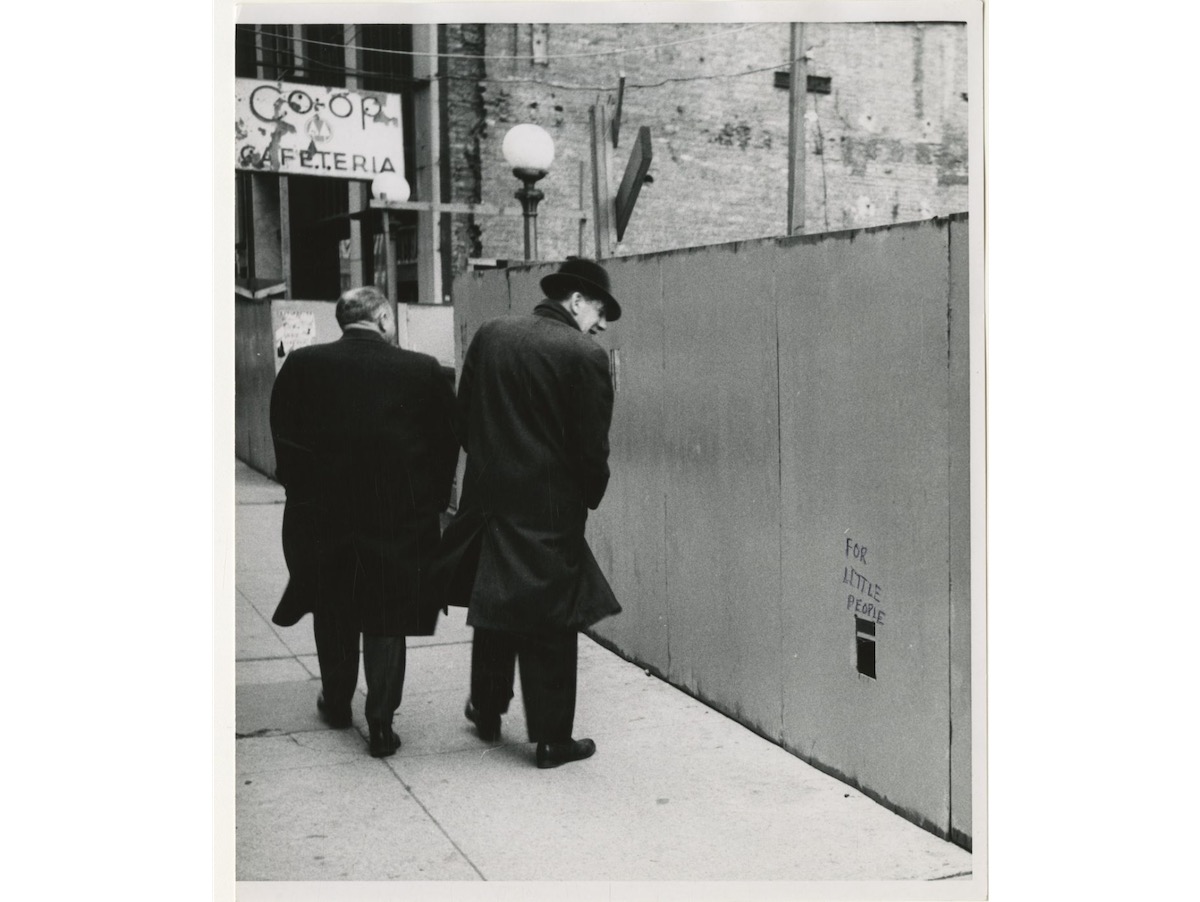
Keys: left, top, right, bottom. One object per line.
{"left": 383, "top": 768, "right": 487, "bottom": 880}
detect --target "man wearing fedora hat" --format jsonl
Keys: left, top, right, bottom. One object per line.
{"left": 433, "top": 258, "right": 623, "bottom": 768}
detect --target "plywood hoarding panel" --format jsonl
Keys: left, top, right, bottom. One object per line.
{"left": 661, "top": 241, "right": 784, "bottom": 738}
{"left": 775, "top": 221, "right": 953, "bottom": 831}
{"left": 587, "top": 256, "right": 670, "bottom": 671}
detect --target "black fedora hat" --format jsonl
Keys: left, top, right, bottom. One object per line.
{"left": 541, "top": 258, "right": 621, "bottom": 322}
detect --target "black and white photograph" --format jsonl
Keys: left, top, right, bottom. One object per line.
{"left": 224, "top": 1, "right": 985, "bottom": 897}
{"left": 17, "top": 2, "right": 1200, "bottom": 900}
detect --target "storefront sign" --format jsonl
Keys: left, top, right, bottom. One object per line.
{"left": 235, "top": 78, "right": 404, "bottom": 180}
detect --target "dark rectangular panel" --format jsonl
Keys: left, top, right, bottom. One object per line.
{"left": 856, "top": 636, "right": 876, "bottom": 679}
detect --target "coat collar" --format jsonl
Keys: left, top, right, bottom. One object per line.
{"left": 533, "top": 300, "right": 580, "bottom": 332}
{"left": 340, "top": 326, "right": 388, "bottom": 343}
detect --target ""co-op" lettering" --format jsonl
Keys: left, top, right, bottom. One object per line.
{"left": 249, "top": 84, "right": 386, "bottom": 132}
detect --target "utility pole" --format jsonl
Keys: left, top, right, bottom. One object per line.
{"left": 787, "top": 23, "right": 807, "bottom": 235}
{"left": 590, "top": 102, "right": 615, "bottom": 259}
{"left": 252, "top": 27, "right": 287, "bottom": 295}
{"left": 343, "top": 27, "right": 371, "bottom": 291}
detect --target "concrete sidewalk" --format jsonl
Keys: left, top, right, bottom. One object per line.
{"left": 233, "top": 460, "right": 973, "bottom": 884}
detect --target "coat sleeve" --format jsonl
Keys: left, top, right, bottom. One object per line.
{"left": 454, "top": 330, "right": 479, "bottom": 454}
{"left": 427, "top": 357, "right": 460, "bottom": 511}
{"left": 571, "top": 344, "right": 615, "bottom": 510}
{"left": 269, "top": 352, "right": 309, "bottom": 489}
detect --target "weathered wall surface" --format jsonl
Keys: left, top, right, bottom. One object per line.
{"left": 404, "top": 304, "right": 456, "bottom": 366}
{"left": 442, "top": 22, "right": 967, "bottom": 267}
{"left": 451, "top": 214, "right": 972, "bottom": 845}
{"left": 772, "top": 220, "right": 954, "bottom": 837}
{"left": 235, "top": 298, "right": 277, "bottom": 477}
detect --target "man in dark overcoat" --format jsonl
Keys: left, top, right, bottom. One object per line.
{"left": 433, "top": 258, "right": 623, "bottom": 769}
{"left": 269, "top": 286, "right": 458, "bottom": 758}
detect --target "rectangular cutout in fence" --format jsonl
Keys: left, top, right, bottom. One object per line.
{"left": 855, "top": 617, "right": 877, "bottom": 678}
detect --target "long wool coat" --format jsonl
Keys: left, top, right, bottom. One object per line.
{"left": 433, "top": 302, "right": 622, "bottom": 633}
{"left": 269, "top": 328, "right": 459, "bottom": 637}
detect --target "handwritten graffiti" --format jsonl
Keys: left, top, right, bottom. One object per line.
{"left": 841, "top": 535, "right": 886, "bottom": 624}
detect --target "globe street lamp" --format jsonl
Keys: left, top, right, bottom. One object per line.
{"left": 371, "top": 172, "right": 410, "bottom": 204}
{"left": 502, "top": 124, "right": 555, "bottom": 261}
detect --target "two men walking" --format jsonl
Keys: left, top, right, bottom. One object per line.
{"left": 269, "top": 261, "right": 622, "bottom": 768}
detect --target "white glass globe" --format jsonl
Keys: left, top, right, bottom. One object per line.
{"left": 371, "top": 173, "right": 410, "bottom": 203}
{"left": 502, "top": 124, "right": 555, "bottom": 173}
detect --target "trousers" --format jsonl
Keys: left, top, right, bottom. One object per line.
{"left": 470, "top": 627, "right": 578, "bottom": 743}
{"left": 313, "top": 608, "right": 406, "bottom": 725}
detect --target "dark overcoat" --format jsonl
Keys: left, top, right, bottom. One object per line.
{"left": 269, "top": 328, "right": 458, "bottom": 637}
{"left": 432, "top": 302, "right": 622, "bottom": 633}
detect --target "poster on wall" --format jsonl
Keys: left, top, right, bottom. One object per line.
{"left": 271, "top": 309, "right": 316, "bottom": 372}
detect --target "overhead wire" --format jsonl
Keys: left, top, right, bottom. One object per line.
{"left": 240, "top": 23, "right": 800, "bottom": 96}
{"left": 245, "top": 50, "right": 797, "bottom": 92}
{"left": 245, "top": 50, "right": 414, "bottom": 88}
{"left": 494, "top": 60, "right": 799, "bottom": 92}
{"left": 260, "top": 22, "right": 772, "bottom": 62}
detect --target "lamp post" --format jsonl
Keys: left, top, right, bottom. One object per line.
{"left": 502, "top": 124, "right": 555, "bottom": 261}
{"left": 370, "top": 173, "right": 410, "bottom": 330}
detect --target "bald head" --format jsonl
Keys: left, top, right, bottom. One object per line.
{"left": 336, "top": 286, "right": 395, "bottom": 341}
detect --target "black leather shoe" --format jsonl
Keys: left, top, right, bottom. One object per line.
{"left": 535, "top": 738, "right": 596, "bottom": 769}
{"left": 464, "top": 699, "right": 501, "bottom": 742}
{"left": 367, "top": 720, "right": 401, "bottom": 758}
{"left": 317, "top": 692, "right": 352, "bottom": 729}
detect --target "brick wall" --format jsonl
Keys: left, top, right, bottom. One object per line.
{"left": 442, "top": 22, "right": 968, "bottom": 272}
{"left": 444, "top": 24, "right": 487, "bottom": 275}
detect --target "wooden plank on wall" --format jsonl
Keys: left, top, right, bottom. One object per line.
{"left": 947, "top": 215, "right": 972, "bottom": 847}
{"left": 787, "top": 23, "right": 807, "bottom": 235}
{"left": 590, "top": 103, "right": 615, "bottom": 259}
{"left": 614, "top": 127, "right": 652, "bottom": 242}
